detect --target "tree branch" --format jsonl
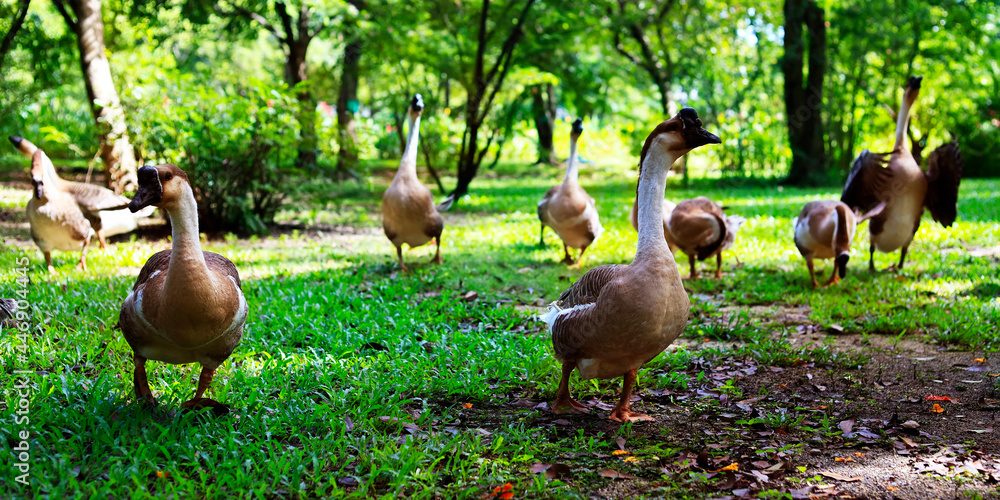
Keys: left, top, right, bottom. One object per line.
{"left": 219, "top": 1, "right": 287, "bottom": 45}
{"left": 275, "top": 2, "right": 295, "bottom": 43}
{"left": 52, "top": 0, "right": 77, "bottom": 32}
{"left": 0, "top": 0, "right": 30, "bottom": 73}
{"left": 481, "top": 0, "right": 536, "bottom": 90}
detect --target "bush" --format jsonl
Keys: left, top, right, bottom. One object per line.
{"left": 127, "top": 74, "right": 301, "bottom": 234}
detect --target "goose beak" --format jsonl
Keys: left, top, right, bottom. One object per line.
{"left": 571, "top": 118, "right": 583, "bottom": 135}
{"left": 678, "top": 107, "right": 721, "bottom": 149}
{"left": 129, "top": 166, "right": 162, "bottom": 212}
{"left": 410, "top": 94, "right": 424, "bottom": 114}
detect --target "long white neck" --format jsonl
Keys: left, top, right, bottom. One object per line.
{"left": 164, "top": 183, "right": 209, "bottom": 288}
{"left": 562, "top": 135, "right": 580, "bottom": 185}
{"left": 635, "top": 148, "right": 681, "bottom": 261}
{"left": 396, "top": 114, "right": 421, "bottom": 179}
{"left": 894, "top": 95, "right": 914, "bottom": 151}
{"left": 38, "top": 152, "right": 64, "bottom": 187}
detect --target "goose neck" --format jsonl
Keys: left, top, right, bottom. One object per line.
{"left": 562, "top": 137, "right": 580, "bottom": 185}
{"left": 397, "top": 115, "right": 421, "bottom": 178}
{"left": 634, "top": 148, "right": 679, "bottom": 261}
{"left": 164, "top": 183, "right": 209, "bottom": 285}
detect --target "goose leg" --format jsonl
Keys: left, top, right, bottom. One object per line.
{"left": 609, "top": 368, "right": 653, "bottom": 422}
{"left": 688, "top": 253, "right": 699, "bottom": 280}
{"left": 43, "top": 252, "right": 55, "bottom": 274}
{"left": 133, "top": 354, "right": 156, "bottom": 407}
{"left": 569, "top": 245, "right": 590, "bottom": 269}
{"left": 181, "top": 366, "right": 230, "bottom": 415}
{"left": 396, "top": 245, "right": 408, "bottom": 273}
{"left": 896, "top": 244, "right": 909, "bottom": 271}
{"left": 823, "top": 262, "right": 840, "bottom": 287}
{"left": 538, "top": 223, "right": 546, "bottom": 247}
{"left": 714, "top": 253, "right": 723, "bottom": 279}
{"left": 868, "top": 242, "right": 876, "bottom": 273}
{"left": 77, "top": 238, "right": 89, "bottom": 272}
{"left": 560, "top": 243, "right": 575, "bottom": 265}
{"left": 806, "top": 258, "right": 819, "bottom": 288}
{"left": 553, "top": 361, "right": 589, "bottom": 414}
{"left": 430, "top": 236, "right": 443, "bottom": 264}
{"left": 97, "top": 230, "right": 108, "bottom": 251}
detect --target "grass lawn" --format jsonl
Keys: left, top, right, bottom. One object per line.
{"left": 1, "top": 158, "right": 998, "bottom": 499}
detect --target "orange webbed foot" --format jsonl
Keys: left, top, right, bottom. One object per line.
{"left": 553, "top": 397, "right": 590, "bottom": 414}
{"left": 609, "top": 410, "right": 654, "bottom": 423}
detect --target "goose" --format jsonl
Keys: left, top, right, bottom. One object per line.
{"left": 666, "top": 197, "right": 746, "bottom": 279}
{"left": 536, "top": 118, "right": 604, "bottom": 265}
{"left": 381, "top": 94, "right": 445, "bottom": 272}
{"left": 9, "top": 136, "right": 152, "bottom": 248}
{"left": 118, "top": 164, "right": 248, "bottom": 413}
{"left": 541, "top": 108, "right": 719, "bottom": 422}
{"left": 23, "top": 149, "right": 95, "bottom": 273}
{"left": 793, "top": 200, "right": 884, "bottom": 287}
{"left": 841, "top": 76, "right": 963, "bottom": 271}
{"left": 630, "top": 199, "right": 678, "bottom": 254}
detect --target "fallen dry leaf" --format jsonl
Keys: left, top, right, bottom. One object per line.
{"left": 838, "top": 419, "right": 854, "bottom": 434}
{"left": 612, "top": 450, "right": 630, "bottom": 456}
{"left": 931, "top": 404, "right": 945, "bottom": 413}
{"left": 834, "top": 457, "right": 854, "bottom": 462}
{"left": 462, "top": 403, "right": 473, "bottom": 409}
{"left": 615, "top": 436, "right": 626, "bottom": 451}
{"left": 710, "top": 463, "right": 739, "bottom": 472}
{"left": 599, "top": 468, "right": 635, "bottom": 479}
{"left": 819, "top": 471, "right": 862, "bottom": 482}
{"left": 925, "top": 395, "right": 957, "bottom": 403}
{"left": 461, "top": 291, "right": 479, "bottom": 302}
{"left": 973, "top": 358, "right": 986, "bottom": 363}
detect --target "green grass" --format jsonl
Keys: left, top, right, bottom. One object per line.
{"left": 1, "top": 158, "right": 998, "bottom": 498}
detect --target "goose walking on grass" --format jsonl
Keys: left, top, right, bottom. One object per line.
{"left": 793, "top": 200, "right": 884, "bottom": 288}
{"left": 666, "top": 197, "right": 746, "bottom": 280}
{"left": 542, "top": 108, "right": 720, "bottom": 422}
{"left": 381, "top": 94, "right": 446, "bottom": 272}
{"left": 840, "top": 76, "right": 962, "bottom": 272}
{"left": 119, "top": 165, "right": 247, "bottom": 414}
{"left": 10, "top": 136, "right": 152, "bottom": 250}
{"left": 536, "top": 118, "right": 603, "bottom": 266}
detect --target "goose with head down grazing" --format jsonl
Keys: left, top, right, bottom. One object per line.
{"left": 537, "top": 118, "right": 603, "bottom": 266}
{"left": 840, "top": 76, "right": 962, "bottom": 272}
{"left": 382, "top": 94, "right": 446, "bottom": 272}
{"left": 666, "top": 197, "right": 745, "bottom": 279}
{"left": 10, "top": 136, "right": 151, "bottom": 250}
{"left": 793, "top": 200, "right": 884, "bottom": 287}
{"left": 119, "top": 164, "right": 247, "bottom": 413}
{"left": 542, "top": 108, "right": 719, "bottom": 422}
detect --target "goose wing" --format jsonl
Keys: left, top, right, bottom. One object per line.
{"left": 548, "top": 264, "right": 627, "bottom": 361}
{"left": 923, "top": 142, "right": 962, "bottom": 228}
{"left": 841, "top": 150, "right": 892, "bottom": 212}
{"left": 66, "top": 182, "right": 131, "bottom": 212}
{"left": 537, "top": 185, "right": 559, "bottom": 224}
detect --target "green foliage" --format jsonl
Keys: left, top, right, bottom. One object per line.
{"left": 128, "top": 73, "right": 302, "bottom": 234}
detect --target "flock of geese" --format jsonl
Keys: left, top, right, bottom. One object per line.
{"left": 9, "top": 77, "right": 961, "bottom": 419}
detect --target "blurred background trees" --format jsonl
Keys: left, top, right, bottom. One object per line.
{"left": 1, "top": 0, "right": 996, "bottom": 231}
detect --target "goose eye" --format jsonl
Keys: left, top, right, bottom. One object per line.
{"left": 164, "top": 173, "right": 173, "bottom": 181}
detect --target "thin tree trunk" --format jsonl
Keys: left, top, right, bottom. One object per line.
{"left": 60, "top": 0, "right": 138, "bottom": 194}
{"left": 287, "top": 38, "right": 317, "bottom": 170}
{"left": 335, "top": 37, "right": 362, "bottom": 180}
{"left": 531, "top": 83, "right": 557, "bottom": 165}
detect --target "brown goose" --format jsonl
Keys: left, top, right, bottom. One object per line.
{"left": 23, "top": 149, "right": 95, "bottom": 273}
{"left": 10, "top": 136, "right": 148, "bottom": 248}
{"left": 629, "top": 198, "right": 678, "bottom": 254}
{"left": 119, "top": 165, "right": 247, "bottom": 413}
{"left": 541, "top": 108, "right": 719, "bottom": 422}
{"left": 841, "top": 76, "right": 963, "bottom": 271}
{"left": 666, "top": 197, "right": 745, "bottom": 279}
{"left": 537, "top": 118, "right": 603, "bottom": 266}
{"left": 793, "top": 200, "right": 884, "bottom": 287}
{"left": 381, "top": 94, "right": 445, "bottom": 272}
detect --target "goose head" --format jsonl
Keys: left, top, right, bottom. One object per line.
{"left": 903, "top": 76, "right": 922, "bottom": 106}
{"left": 640, "top": 107, "right": 720, "bottom": 168}
{"left": 129, "top": 164, "right": 190, "bottom": 213}
{"left": 571, "top": 118, "right": 583, "bottom": 140}
{"left": 409, "top": 94, "right": 424, "bottom": 120}
{"left": 29, "top": 150, "right": 50, "bottom": 200}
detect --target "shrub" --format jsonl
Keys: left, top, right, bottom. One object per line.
{"left": 128, "top": 74, "right": 301, "bottom": 234}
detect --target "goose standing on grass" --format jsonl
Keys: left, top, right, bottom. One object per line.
{"left": 793, "top": 200, "right": 884, "bottom": 288}
{"left": 840, "top": 76, "right": 963, "bottom": 272}
{"left": 10, "top": 136, "right": 153, "bottom": 248}
{"left": 536, "top": 118, "right": 603, "bottom": 265}
{"left": 23, "top": 149, "right": 97, "bottom": 273}
{"left": 666, "top": 197, "right": 745, "bottom": 279}
{"left": 119, "top": 165, "right": 247, "bottom": 414}
{"left": 542, "top": 108, "right": 719, "bottom": 422}
{"left": 381, "top": 94, "right": 445, "bottom": 272}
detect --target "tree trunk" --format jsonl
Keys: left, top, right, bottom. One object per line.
{"left": 531, "top": 83, "right": 557, "bottom": 165}
{"left": 335, "top": 37, "right": 362, "bottom": 179}
{"left": 782, "top": 0, "right": 826, "bottom": 186}
{"left": 286, "top": 39, "right": 317, "bottom": 170}
{"left": 66, "top": 0, "right": 137, "bottom": 194}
